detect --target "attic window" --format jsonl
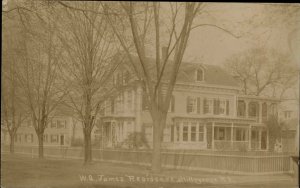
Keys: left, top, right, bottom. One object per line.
{"left": 196, "top": 68, "right": 204, "bottom": 81}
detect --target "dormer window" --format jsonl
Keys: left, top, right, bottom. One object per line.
{"left": 196, "top": 68, "right": 204, "bottom": 81}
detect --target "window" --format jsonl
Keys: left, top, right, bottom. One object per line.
{"left": 213, "top": 99, "right": 220, "bottom": 115}
{"left": 25, "top": 134, "right": 33, "bottom": 143}
{"left": 51, "top": 135, "right": 59, "bottom": 143}
{"left": 198, "top": 124, "right": 204, "bottom": 141}
{"left": 214, "top": 127, "right": 225, "bottom": 140}
{"left": 203, "top": 98, "right": 213, "bottom": 114}
{"left": 269, "top": 103, "right": 277, "bottom": 116}
{"left": 284, "top": 111, "right": 292, "bottom": 119}
{"left": 57, "top": 120, "right": 65, "bottom": 129}
{"left": 237, "top": 100, "right": 246, "bottom": 117}
{"left": 248, "top": 102, "right": 258, "bottom": 117}
{"left": 127, "top": 91, "right": 132, "bottom": 111}
{"left": 262, "top": 103, "right": 268, "bottom": 118}
{"left": 191, "top": 123, "right": 197, "bottom": 142}
{"left": 182, "top": 123, "right": 189, "bottom": 141}
{"left": 123, "top": 71, "right": 130, "bottom": 84}
{"left": 219, "top": 100, "right": 226, "bottom": 115}
{"left": 235, "top": 128, "right": 246, "bottom": 141}
{"left": 43, "top": 134, "right": 48, "bottom": 143}
{"left": 27, "top": 120, "right": 32, "bottom": 127}
{"left": 187, "top": 97, "right": 197, "bottom": 113}
{"left": 51, "top": 120, "right": 57, "bottom": 128}
{"left": 116, "top": 94, "right": 124, "bottom": 113}
{"left": 196, "top": 69, "right": 204, "bottom": 81}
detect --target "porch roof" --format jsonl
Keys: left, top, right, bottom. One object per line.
{"left": 172, "top": 116, "right": 259, "bottom": 124}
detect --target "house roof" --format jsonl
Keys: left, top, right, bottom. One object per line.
{"left": 119, "top": 54, "right": 239, "bottom": 88}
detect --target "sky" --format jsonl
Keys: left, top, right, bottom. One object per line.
{"left": 182, "top": 3, "right": 300, "bottom": 67}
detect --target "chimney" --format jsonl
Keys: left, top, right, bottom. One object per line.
{"left": 162, "top": 47, "right": 168, "bottom": 61}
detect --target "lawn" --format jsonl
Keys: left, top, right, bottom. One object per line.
{"left": 1, "top": 153, "right": 228, "bottom": 188}
{"left": 1, "top": 153, "right": 296, "bottom": 188}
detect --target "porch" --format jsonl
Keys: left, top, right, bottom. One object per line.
{"left": 96, "top": 117, "right": 136, "bottom": 148}
{"left": 171, "top": 117, "right": 269, "bottom": 151}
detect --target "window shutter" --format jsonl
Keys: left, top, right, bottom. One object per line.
{"left": 197, "top": 97, "right": 201, "bottom": 114}
{"left": 217, "top": 99, "right": 220, "bottom": 115}
{"left": 171, "top": 124, "right": 174, "bottom": 142}
{"left": 171, "top": 95, "right": 175, "bottom": 112}
{"left": 203, "top": 98, "right": 207, "bottom": 114}
{"left": 226, "top": 100, "right": 229, "bottom": 115}
{"left": 213, "top": 99, "right": 217, "bottom": 115}
{"left": 187, "top": 96, "right": 190, "bottom": 113}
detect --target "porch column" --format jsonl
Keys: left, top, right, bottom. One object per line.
{"left": 266, "top": 129, "right": 269, "bottom": 150}
{"left": 248, "top": 125, "right": 252, "bottom": 151}
{"left": 196, "top": 122, "right": 199, "bottom": 142}
{"left": 259, "top": 102, "right": 263, "bottom": 123}
{"left": 258, "top": 130, "right": 262, "bottom": 150}
{"left": 204, "top": 124, "right": 207, "bottom": 145}
{"left": 231, "top": 123, "right": 234, "bottom": 150}
{"left": 212, "top": 122, "right": 215, "bottom": 150}
{"left": 245, "top": 100, "right": 249, "bottom": 118}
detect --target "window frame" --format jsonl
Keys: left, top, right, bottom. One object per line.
{"left": 196, "top": 68, "right": 204, "bottom": 82}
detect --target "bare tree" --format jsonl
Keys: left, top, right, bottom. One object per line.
{"left": 225, "top": 48, "right": 298, "bottom": 98}
{"left": 101, "top": 2, "right": 205, "bottom": 172}
{"left": 56, "top": 2, "right": 118, "bottom": 164}
{"left": 1, "top": 24, "right": 28, "bottom": 153}
{"left": 13, "top": 1, "right": 68, "bottom": 158}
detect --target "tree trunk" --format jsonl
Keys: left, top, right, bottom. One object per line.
{"left": 151, "top": 120, "right": 162, "bottom": 173}
{"left": 10, "top": 133, "right": 15, "bottom": 154}
{"left": 84, "top": 131, "right": 92, "bottom": 164}
{"left": 38, "top": 134, "right": 44, "bottom": 159}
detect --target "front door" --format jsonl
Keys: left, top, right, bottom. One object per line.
{"left": 251, "top": 130, "right": 259, "bottom": 150}
{"left": 261, "top": 131, "right": 267, "bottom": 150}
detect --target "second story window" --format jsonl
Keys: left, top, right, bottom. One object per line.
{"left": 284, "top": 111, "right": 292, "bottom": 119}
{"left": 237, "top": 100, "right": 246, "bottom": 117}
{"left": 123, "top": 71, "right": 130, "bottom": 85}
{"left": 196, "top": 68, "right": 204, "bottom": 81}
{"left": 187, "top": 97, "right": 201, "bottom": 114}
{"left": 187, "top": 97, "right": 196, "bottom": 113}
{"left": 203, "top": 98, "right": 213, "bottom": 114}
{"left": 248, "top": 102, "right": 258, "bottom": 117}
{"left": 127, "top": 91, "right": 132, "bottom": 111}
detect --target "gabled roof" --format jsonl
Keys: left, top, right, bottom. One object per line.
{"left": 117, "top": 54, "right": 239, "bottom": 87}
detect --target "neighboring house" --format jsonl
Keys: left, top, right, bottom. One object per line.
{"left": 1, "top": 108, "right": 99, "bottom": 148}
{"left": 97, "top": 53, "right": 280, "bottom": 151}
{"left": 279, "top": 100, "right": 299, "bottom": 153}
